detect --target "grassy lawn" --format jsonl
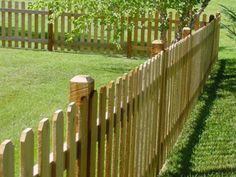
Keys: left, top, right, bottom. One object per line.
{"left": 0, "top": 49, "right": 144, "bottom": 145}
{"left": 160, "top": 0, "right": 236, "bottom": 176}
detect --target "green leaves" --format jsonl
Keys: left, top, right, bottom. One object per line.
{"left": 31, "top": 0, "right": 210, "bottom": 44}
{"left": 220, "top": 4, "right": 236, "bottom": 41}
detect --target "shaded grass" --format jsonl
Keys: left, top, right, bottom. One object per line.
{"left": 160, "top": 58, "right": 236, "bottom": 177}
{"left": 160, "top": 0, "right": 236, "bottom": 176}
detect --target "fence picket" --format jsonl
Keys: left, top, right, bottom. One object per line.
{"left": 0, "top": 140, "right": 14, "bottom": 177}
{"left": 124, "top": 71, "right": 133, "bottom": 177}
{"left": 21, "top": 2, "right": 25, "bottom": 48}
{"left": 38, "top": 118, "right": 50, "bottom": 177}
{"left": 20, "top": 128, "right": 34, "bottom": 177}
{"left": 35, "top": 14, "right": 39, "bottom": 49}
{"left": 28, "top": 11, "right": 32, "bottom": 48}
{"left": 113, "top": 77, "right": 122, "bottom": 177}
{"left": 1, "top": 1, "right": 6, "bottom": 47}
{"left": 98, "top": 87, "right": 107, "bottom": 177}
{"left": 79, "top": 97, "right": 89, "bottom": 177}
{"left": 41, "top": 10, "right": 46, "bottom": 49}
{"left": 8, "top": 1, "right": 12, "bottom": 47}
{"left": 119, "top": 74, "right": 128, "bottom": 177}
{"left": 105, "top": 81, "right": 115, "bottom": 177}
{"left": 87, "top": 91, "right": 98, "bottom": 177}
{"left": 14, "top": 2, "right": 19, "bottom": 48}
{"left": 67, "top": 103, "right": 77, "bottom": 177}
{"left": 154, "top": 12, "right": 159, "bottom": 40}
{"left": 52, "top": 110, "right": 64, "bottom": 177}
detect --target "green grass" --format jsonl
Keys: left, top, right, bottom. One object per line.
{"left": 0, "top": 49, "right": 144, "bottom": 144}
{"left": 160, "top": 0, "right": 236, "bottom": 176}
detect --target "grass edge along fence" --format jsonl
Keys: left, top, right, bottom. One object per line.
{"left": 0, "top": 0, "right": 208, "bottom": 57}
{"left": 0, "top": 14, "right": 220, "bottom": 177}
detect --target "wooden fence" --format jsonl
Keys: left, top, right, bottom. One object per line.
{"left": 0, "top": 0, "right": 208, "bottom": 57}
{"left": 0, "top": 14, "right": 220, "bottom": 177}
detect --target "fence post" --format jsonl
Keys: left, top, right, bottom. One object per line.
{"left": 182, "top": 27, "right": 191, "bottom": 39}
{"left": 69, "top": 75, "right": 94, "bottom": 107}
{"left": 209, "top": 14, "right": 215, "bottom": 23}
{"left": 69, "top": 75, "right": 95, "bottom": 177}
{"left": 151, "top": 40, "right": 165, "bottom": 57}
{"left": 48, "top": 10, "right": 54, "bottom": 51}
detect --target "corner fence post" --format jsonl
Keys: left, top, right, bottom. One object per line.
{"left": 69, "top": 75, "right": 95, "bottom": 107}
{"left": 48, "top": 10, "right": 54, "bottom": 51}
{"left": 182, "top": 27, "right": 191, "bottom": 39}
{"left": 151, "top": 40, "right": 165, "bottom": 57}
{"left": 209, "top": 14, "right": 215, "bottom": 23}
{"left": 69, "top": 75, "right": 95, "bottom": 177}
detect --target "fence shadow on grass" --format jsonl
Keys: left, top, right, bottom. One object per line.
{"left": 160, "top": 59, "right": 229, "bottom": 177}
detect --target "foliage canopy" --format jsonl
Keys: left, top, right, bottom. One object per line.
{"left": 31, "top": 0, "right": 210, "bottom": 43}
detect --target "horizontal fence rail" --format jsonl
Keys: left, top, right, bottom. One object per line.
{"left": 0, "top": 14, "right": 220, "bottom": 177}
{"left": 0, "top": 0, "right": 208, "bottom": 57}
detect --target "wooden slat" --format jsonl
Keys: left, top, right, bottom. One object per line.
{"left": 0, "top": 140, "right": 14, "bottom": 177}
{"left": 140, "top": 63, "right": 147, "bottom": 176}
{"left": 130, "top": 68, "right": 139, "bottom": 177}
{"left": 1, "top": 1, "right": 6, "bottom": 47}
{"left": 34, "top": 14, "right": 39, "bottom": 49}
{"left": 106, "top": 25, "right": 111, "bottom": 53}
{"left": 119, "top": 73, "right": 128, "bottom": 177}
{"left": 136, "top": 65, "right": 143, "bottom": 177}
{"left": 28, "top": 11, "right": 32, "bottom": 48}
{"left": 194, "top": 16, "right": 200, "bottom": 30}
{"left": 67, "top": 103, "right": 77, "bottom": 177}
{"left": 87, "top": 23, "right": 92, "bottom": 51}
{"left": 52, "top": 110, "right": 64, "bottom": 177}
{"left": 113, "top": 77, "right": 122, "bottom": 177}
{"left": 94, "top": 18, "right": 98, "bottom": 50}
{"left": 124, "top": 71, "right": 133, "bottom": 177}
{"left": 0, "top": 36, "right": 48, "bottom": 43}
{"left": 79, "top": 97, "right": 89, "bottom": 177}
{"left": 61, "top": 14, "right": 65, "bottom": 50}
{"left": 14, "top": 1, "right": 19, "bottom": 48}
{"left": 174, "top": 13, "right": 179, "bottom": 40}
{"left": 54, "top": 18, "right": 58, "bottom": 50}
{"left": 38, "top": 118, "right": 50, "bottom": 177}
{"left": 168, "top": 12, "right": 173, "bottom": 46}
{"left": 201, "top": 14, "right": 207, "bottom": 27}
{"left": 147, "top": 14, "right": 152, "bottom": 47}
{"left": 120, "top": 17, "right": 125, "bottom": 47}
{"left": 20, "top": 128, "right": 34, "bottom": 177}
{"left": 87, "top": 91, "right": 98, "bottom": 177}
{"left": 97, "top": 87, "right": 107, "bottom": 177}
{"left": 100, "top": 18, "right": 105, "bottom": 52}
{"left": 0, "top": 8, "right": 48, "bottom": 15}
{"left": 154, "top": 12, "right": 159, "bottom": 40}
{"left": 67, "top": 14, "right": 72, "bottom": 51}
{"left": 133, "top": 16, "right": 138, "bottom": 55}
{"left": 7, "top": 1, "right": 12, "bottom": 47}
{"left": 141, "top": 14, "right": 145, "bottom": 47}
{"left": 41, "top": 11, "right": 45, "bottom": 49}
{"left": 105, "top": 81, "right": 115, "bottom": 177}
{"left": 21, "top": 2, "right": 25, "bottom": 48}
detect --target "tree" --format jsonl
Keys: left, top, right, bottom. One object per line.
{"left": 221, "top": 4, "right": 236, "bottom": 41}
{"left": 171, "top": 0, "right": 211, "bottom": 40}
{"left": 31, "top": 0, "right": 210, "bottom": 45}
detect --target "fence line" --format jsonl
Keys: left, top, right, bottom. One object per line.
{"left": 0, "top": 13, "right": 220, "bottom": 177}
{"left": 0, "top": 0, "right": 208, "bottom": 57}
